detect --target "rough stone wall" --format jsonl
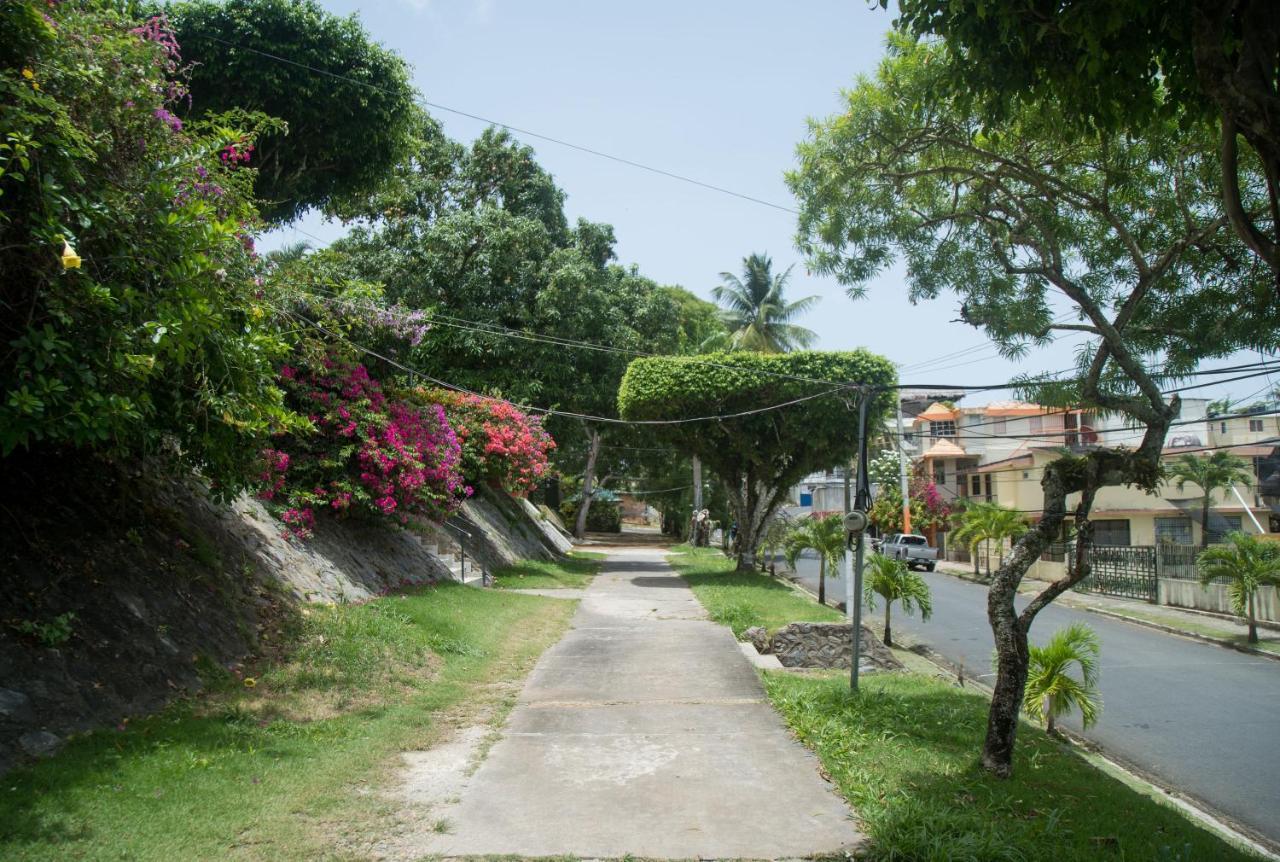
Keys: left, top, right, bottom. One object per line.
{"left": 764, "top": 622, "right": 903, "bottom": 672}
{"left": 1, "top": 473, "right": 571, "bottom": 773}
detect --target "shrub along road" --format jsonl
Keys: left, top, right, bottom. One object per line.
{"left": 788, "top": 554, "right": 1280, "bottom": 848}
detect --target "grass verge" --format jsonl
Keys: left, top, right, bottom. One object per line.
{"left": 490, "top": 550, "right": 606, "bottom": 589}
{"left": 0, "top": 582, "right": 575, "bottom": 862}
{"left": 766, "top": 671, "right": 1263, "bottom": 862}
{"left": 667, "top": 544, "right": 843, "bottom": 636}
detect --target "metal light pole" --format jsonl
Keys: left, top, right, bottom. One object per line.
{"left": 896, "top": 397, "right": 912, "bottom": 535}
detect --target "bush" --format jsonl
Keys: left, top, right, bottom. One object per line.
{"left": 258, "top": 358, "right": 467, "bottom": 536}
{"left": 0, "top": 4, "right": 293, "bottom": 488}
{"left": 415, "top": 388, "right": 554, "bottom": 495}
{"left": 559, "top": 499, "right": 621, "bottom": 533}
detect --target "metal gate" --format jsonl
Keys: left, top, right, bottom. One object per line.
{"left": 1070, "top": 544, "right": 1158, "bottom": 602}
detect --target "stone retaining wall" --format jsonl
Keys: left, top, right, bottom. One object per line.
{"left": 746, "top": 622, "right": 903, "bottom": 672}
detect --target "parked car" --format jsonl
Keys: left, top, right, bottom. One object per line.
{"left": 878, "top": 533, "right": 939, "bottom": 571}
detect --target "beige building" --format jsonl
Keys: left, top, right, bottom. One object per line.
{"left": 910, "top": 398, "right": 1279, "bottom": 549}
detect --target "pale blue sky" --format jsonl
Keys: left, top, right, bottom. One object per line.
{"left": 269, "top": 0, "right": 1272, "bottom": 406}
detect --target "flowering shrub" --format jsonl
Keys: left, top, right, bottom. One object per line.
{"left": 419, "top": 389, "right": 555, "bottom": 495}
{"left": 260, "top": 360, "right": 467, "bottom": 537}
{"left": 869, "top": 478, "right": 952, "bottom": 535}
{"left": 0, "top": 4, "right": 294, "bottom": 488}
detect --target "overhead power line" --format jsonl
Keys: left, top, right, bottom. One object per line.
{"left": 191, "top": 34, "right": 799, "bottom": 215}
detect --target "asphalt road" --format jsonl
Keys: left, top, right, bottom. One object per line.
{"left": 786, "top": 552, "right": 1280, "bottom": 846}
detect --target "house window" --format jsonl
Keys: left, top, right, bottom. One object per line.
{"left": 993, "top": 418, "right": 1007, "bottom": 435}
{"left": 1249, "top": 419, "right": 1264, "bottom": 432}
{"left": 1029, "top": 416, "right": 1043, "bottom": 434}
{"left": 930, "top": 420, "right": 956, "bottom": 439}
{"left": 984, "top": 474, "right": 993, "bottom": 502}
{"left": 1208, "top": 515, "right": 1244, "bottom": 544}
{"left": 934, "top": 464, "right": 946, "bottom": 485}
{"left": 971, "top": 475, "right": 982, "bottom": 496}
{"left": 1092, "top": 519, "right": 1131, "bottom": 546}
{"left": 1155, "top": 517, "right": 1193, "bottom": 546}
{"left": 1221, "top": 421, "right": 1228, "bottom": 435}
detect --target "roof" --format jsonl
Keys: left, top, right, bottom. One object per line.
{"left": 980, "top": 400, "right": 1051, "bottom": 417}
{"left": 921, "top": 438, "right": 967, "bottom": 459}
{"left": 917, "top": 402, "right": 959, "bottom": 422}
{"left": 1163, "top": 444, "right": 1277, "bottom": 457}
{"left": 972, "top": 453, "right": 1036, "bottom": 474}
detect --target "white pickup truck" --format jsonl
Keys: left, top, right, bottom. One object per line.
{"left": 877, "top": 534, "right": 939, "bottom": 571}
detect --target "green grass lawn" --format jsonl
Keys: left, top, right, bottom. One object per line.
{"left": 767, "top": 670, "right": 1262, "bottom": 862}
{"left": 0, "top": 582, "right": 575, "bottom": 861}
{"left": 667, "top": 544, "right": 844, "bottom": 635}
{"left": 490, "top": 550, "right": 605, "bottom": 589}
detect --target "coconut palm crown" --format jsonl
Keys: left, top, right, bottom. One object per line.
{"left": 711, "top": 253, "right": 819, "bottom": 353}
{"left": 784, "top": 513, "right": 846, "bottom": 606}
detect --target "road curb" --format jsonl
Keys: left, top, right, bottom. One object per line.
{"left": 932, "top": 566, "right": 1280, "bottom": 664}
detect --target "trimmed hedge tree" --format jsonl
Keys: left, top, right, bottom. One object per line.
{"left": 618, "top": 351, "right": 895, "bottom": 570}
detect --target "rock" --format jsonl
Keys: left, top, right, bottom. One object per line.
{"left": 742, "top": 626, "right": 769, "bottom": 654}
{"left": 18, "top": 730, "right": 63, "bottom": 758}
{"left": 0, "top": 688, "right": 33, "bottom": 722}
{"left": 767, "top": 622, "right": 904, "bottom": 672}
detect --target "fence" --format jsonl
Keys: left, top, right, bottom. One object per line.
{"left": 1070, "top": 544, "right": 1158, "bottom": 602}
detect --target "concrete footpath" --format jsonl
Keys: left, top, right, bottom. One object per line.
{"left": 419, "top": 546, "right": 862, "bottom": 859}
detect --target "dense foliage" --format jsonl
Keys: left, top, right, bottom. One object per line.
{"left": 869, "top": 477, "right": 950, "bottom": 536}
{"left": 168, "top": 0, "right": 419, "bottom": 223}
{"left": 0, "top": 3, "right": 293, "bottom": 486}
{"left": 619, "top": 351, "right": 896, "bottom": 568}
{"left": 888, "top": 0, "right": 1280, "bottom": 284}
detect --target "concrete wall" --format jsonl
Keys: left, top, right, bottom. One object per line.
{"left": 1159, "top": 579, "right": 1279, "bottom": 623}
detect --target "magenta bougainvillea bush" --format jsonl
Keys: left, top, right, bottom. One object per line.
{"left": 259, "top": 359, "right": 468, "bottom": 537}
{"left": 419, "top": 389, "right": 555, "bottom": 496}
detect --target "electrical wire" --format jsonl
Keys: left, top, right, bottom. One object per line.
{"left": 188, "top": 35, "right": 799, "bottom": 216}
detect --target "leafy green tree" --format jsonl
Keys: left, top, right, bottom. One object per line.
{"left": 888, "top": 0, "right": 1280, "bottom": 288}
{"left": 784, "top": 514, "right": 846, "bottom": 605}
{"left": 619, "top": 351, "right": 896, "bottom": 570}
{"left": 0, "top": 4, "right": 294, "bottom": 486}
{"left": 864, "top": 553, "right": 932, "bottom": 647}
{"left": 169, "top": 0, "right": 419, "bottom": 223}
{"left": 1023, "top": 623, "right": 1102, "bottom": 735}
{"left": 788, "top": 37, "right": 1279, "bottom": 776}
{"left": 711, "top": 253, "right": 818, "bottom": 353}
{"left": 1197, "top": 532, "right": 1280, "bottom": 643}
{"left": 1169, "top": 452, "right": 1254, "bottom": 547}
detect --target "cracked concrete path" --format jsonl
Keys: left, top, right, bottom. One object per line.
{"left": 415, "top": 547, "right": 862, "bottom": 860}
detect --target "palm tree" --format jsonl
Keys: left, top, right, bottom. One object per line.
{"left": 950, "top": 501, "right": 1025, "bottom": 578}
{"left": 263, "top": 239, "right": 312, "bottom": 267}
{"left": 784, "top": 513, "right": 845, "bottom": 605}
{"left": 1197, "top": 532, "right": 1280, "bottom": 643}
{"left": 990, "top": 506, "right": 1029, "bottom": 571}
{"left": 1168, "top": 451, "right": 1253, "bottom": 547}
{"left": 864, "top": 553, "right": 932, "bottom": 647}
{"left": 1023, "top": 623, "right": 1102, "bottom": 735}
{"left": 712, "top": 253, "right": 819, "bottom": 353}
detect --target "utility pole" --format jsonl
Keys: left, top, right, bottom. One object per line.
{"left": 896, "top": 396, "right": 912, "bottom": 534}
{"left": 692, "top": 456, "right": 703, "bottom": 545}
{"left": 842, "top": 457, "right": 853, "bottom": 622}
{"left": 850, "top": 391, "right": 872, "bottom": 691}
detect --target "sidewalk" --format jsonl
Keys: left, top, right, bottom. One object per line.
{"left": 934, "top": 560, "right": 1280, "bottom": 660}
{"left": 405, "top": 547, "right": 862, "bottom": 859}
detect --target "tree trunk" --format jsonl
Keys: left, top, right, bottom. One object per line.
{"left": 1248, "top": 590, "right": 1259, "bottom": 644}
{"left": 1201, "top": 496, "right": 1211, "bottom": 548}
{"left": 692, "top": 456, "right": 705, "bottom": 546}
{"left": 727, "top": 474, "right": 779, "bottom": 572}
{"left": 1045, "top": 697, "right": 1056, "bottom": 735}
{"left": 983, "top": 574, "right": 1031, "bottom": 776}
{"left": 972, "top": 543, "right": 980, "bottom": 576}
{"left": 818, "top": 557, "right": 826, "bottom": 606}
{"left": 884, "top": 601, "right": 893, "bottom": 647}
{"left": 573, "top": 427, "right": 602, "bottom": 539}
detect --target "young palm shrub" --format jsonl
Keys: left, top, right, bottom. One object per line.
{"left": 784, "top": 513, "right": 846, "bottom": 606}
{"left": 950, "top": 501, "right": 1005, "bottom": 577}
{"left": 757, "top": 516, "right": 792, "bottom": 575}
{"left": 1023, "top": 623, "right": 1102, "bottom": 735}
{"left": 1169, "top": 451, "right": 1253, "bottom": 547}
{"left": 863, "top": 553, "right": 932, "bottom": 647}
{"left": 1197, "top": 532, "right": 1280, "bottom": 644}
